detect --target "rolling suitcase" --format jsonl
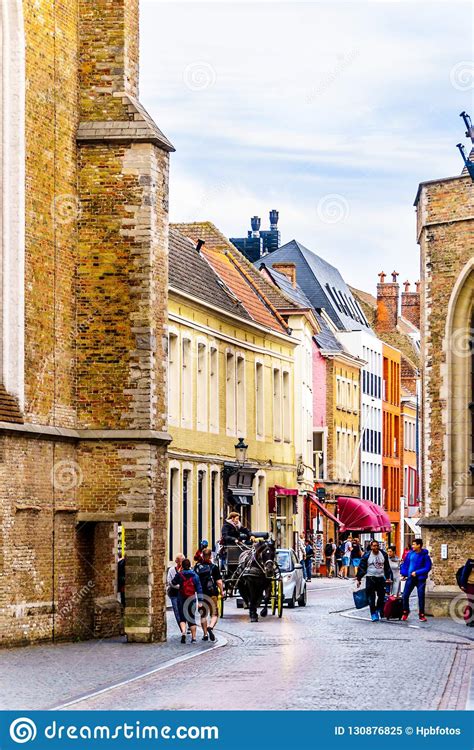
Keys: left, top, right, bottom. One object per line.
{"left": 383, "top": 594, "right": 403, "bottom": 620}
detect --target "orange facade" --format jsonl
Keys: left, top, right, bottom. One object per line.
{"left": 382, "top": 343, "right": 401, "bottom": 551}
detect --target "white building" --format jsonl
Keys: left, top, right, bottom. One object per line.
{"left": 336, "top": 330, "right": 383, "bottom": 507}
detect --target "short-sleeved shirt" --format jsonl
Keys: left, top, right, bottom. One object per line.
{"left": 367, "top": 551, "right": 386, "bottom": 577}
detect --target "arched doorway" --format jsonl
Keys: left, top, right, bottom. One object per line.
{"left": 446, "top": 263, "right": 474, "bottom": 516}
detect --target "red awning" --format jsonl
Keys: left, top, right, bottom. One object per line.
{"left": 337, "top": 496, "right": 391, "bottom": 533}
{"left": 273, "top": 485, "right": 298, "bottom": 496}
{"left": 307, "top": 493, "right": 341, "bottom": 526}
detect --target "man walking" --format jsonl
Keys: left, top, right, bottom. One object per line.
{"left": 356, "top": 540, "right": 393, "bottom": 622}
{"left": 341, "top": 536, "right": 352, "bottom": 579}
{"left": 400, "top": 539, "right": 432, "bottom": 622}
{"left": 195, "top": 548, "right": 224, "bottom": 641}
{"left": 324, "top": 538, "right": 336, "bottom": 577}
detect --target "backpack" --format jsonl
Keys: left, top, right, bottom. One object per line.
{"left": 196, "top": 563, "right": 217, "bottom": 596}
{"left": 324, "top": 543, "right": 333, "bottom": 557}
{"left": 455, "top": 565, "right": 465, "bottom": 589}
{"left": 179, "top": 572, "right": 197, "bottom": 598}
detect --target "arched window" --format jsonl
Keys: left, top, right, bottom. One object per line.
{"left": 0, "top": 0, "right": 25, "bottom": 408}
{"left": 446, "top": 263, "right": 474, "bottom": 514}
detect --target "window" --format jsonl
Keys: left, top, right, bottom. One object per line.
{"left": 236, "top": 355, "right": 246, "bottom": 436}
{"left": 182, "top": 469, "right": 190, "bottom": 557}
{"left": 198, "top": 470, "right": 205, "bottom": 543}
{"left": 168, "top": 467, "right": 179, "bottom": 561}
{"left": 168, "top": 333, "right": 179, "bottom": 424}
{"left": 255, "top": 361, "right": 264, "bottom": 438}
{"left": 197, "top": 342, "right": 207, "bottom": 431}
{"left": 181, "top": 338, "right": 193, "bottom": 427}
{"left": 273, "top": 367, "right": 282, "bottom": 440}
{"left": 211, "top": 471, "right": 219, "bottom": 548}
{"left": 209, "top": 347, "right": 219, "bottom": 432}
{"left": 282, "top": 371, "right": 290, "bottom": 442}
{"left": 226, "top": 352, "right": 236, "bottom": 434}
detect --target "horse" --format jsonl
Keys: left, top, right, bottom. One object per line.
{"left": 237, "top": 539, "right": 277, "bottom": 622}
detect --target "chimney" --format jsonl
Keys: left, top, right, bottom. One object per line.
{"left": 269, "top": 209, "right": 279, "bottom": 230}
{"left": 273, "top": 262, "right": 297, "bottom": 289}
{"left": 401, "top": 280, "right": 421, "bottom": 329}
{"left": 250, "top": 216, "right": 261, "bottom": 238}
{"left": 376, "top": 271, "right": 399, "bottom": 332}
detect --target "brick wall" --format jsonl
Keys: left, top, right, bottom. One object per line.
{"left": 0, "top": 0, "right": 171, "bottom": 646}
{"left": 416, "top": 173, "right": 474, "bottom": 612}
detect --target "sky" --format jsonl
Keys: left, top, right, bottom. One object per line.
{"left": 139, "top": 1, "right": 473, "bottom": 292}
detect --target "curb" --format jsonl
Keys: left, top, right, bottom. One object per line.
{"left": 51, "top": 636, "right": 227, "bottom": 710}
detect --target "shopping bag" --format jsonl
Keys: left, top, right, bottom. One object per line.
{"left": 352, "top": 588, "right": 369, "bottom": 609}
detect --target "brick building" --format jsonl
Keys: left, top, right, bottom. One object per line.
{"left": 415, "top": 142, "right": 474, "bottom": 616}
{"left": 0, "top": 0, "right": 173, "bottom": 646}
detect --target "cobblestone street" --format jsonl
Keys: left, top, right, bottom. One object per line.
{"left": 2, "top": 580, "right": 472, "bottom": 711}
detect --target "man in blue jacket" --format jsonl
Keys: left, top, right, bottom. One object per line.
{"left": 400, "top": 538, "right": 432, "bottom": 622}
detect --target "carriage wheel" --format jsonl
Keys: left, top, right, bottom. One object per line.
{"left": 271, "top": 578, "right": 278, "bottom": 616}
{"left": 277, "top": 578, "right": 283, "bottom": 618}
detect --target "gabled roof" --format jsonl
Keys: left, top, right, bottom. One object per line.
{"left": 256, "top": 240, "right": 371, "bottom": 331}
{"left": 258, "top": 263, "right": 313, "bottom": 309}
{"left": 171, "top": 222, "right": 289, "bottom": 335}
{"left": 314, "top": 312, "right": 345, "bottom": 354}
{"left": 168, "top": 228, "right": 252, "bottom": 321}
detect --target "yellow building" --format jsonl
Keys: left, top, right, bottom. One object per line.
{"left": 167, "top": 226, "right": 302, "bottom": 560}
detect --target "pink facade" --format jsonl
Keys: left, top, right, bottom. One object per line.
{"left": 312, "top": 342, "right": 326, "bottom": 428}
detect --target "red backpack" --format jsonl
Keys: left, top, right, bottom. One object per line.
{"left": 179, "top": 572, "right": 196, "bottom": 598}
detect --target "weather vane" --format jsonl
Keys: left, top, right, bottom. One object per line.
{"left": 456, "top": 111, "right": 474, "bottom": 181}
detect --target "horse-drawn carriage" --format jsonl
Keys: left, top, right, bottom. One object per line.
{"left": 218, "top": 533, "right": 284, "bottom": 621}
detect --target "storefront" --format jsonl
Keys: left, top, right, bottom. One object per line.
{"left": 268, "top": 486, "right": 299, "bottom": 549}
{"left": 224, "top": 465, "right": 257, "bottom": 530}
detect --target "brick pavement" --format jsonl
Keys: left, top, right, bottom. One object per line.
{"left": 2, "top": 579, "right": 472, "bottom": 711}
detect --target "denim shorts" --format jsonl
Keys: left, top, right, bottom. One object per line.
{"left": 351, "top": 558, "right": 361, "bottom": 567}
{"left": 342, "top": 556, "right": 350, "bottom": 566}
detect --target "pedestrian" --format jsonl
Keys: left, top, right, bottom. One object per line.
{"left": 387, "top": 545, "right": 401, "bottom": 595}
{"left": 335, "top": 541, "right": 344, "bottom": 577}
{"left": 350, "top": 536, "right": 362, "bottom": 577}
{"left": 356, "top": 539, "right": 393, "bottom": 622}
{"left": 171, "top": 558, "right": 203, "bottom": 643}
{"left": 304, "top": 538, "right": 315, "bottom": 581}
{"left": 341, "top": 536, "right": 352, "bottom": 579}
{"left": 459, "top": 557, "right": 474, "bottom": 627}
{"left": 117, "top": 553, "right": 126, "bottom": 609}
{"left": 195, "top": 548, "right": 224, "bottom": 641}
{"left": 194, "top": 539, "right": 209, "bottom": 564}
{"left": 297, "top": 531, "right": 306, "bottom": 571}
{"left": 324, "top": 538, "right": 336, "bottom": 577}
{"left": 401, "top": 544, "right": 411, "bottom": 562}
{"left": 400, "top": 538, "right": 432, "bottom": 622}
{"left": 166, "top": 553, "right": 185, "bottom": 630}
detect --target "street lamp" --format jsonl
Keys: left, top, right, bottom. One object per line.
{"left": 235, "top": 437, "right": 248, "bottom": 467}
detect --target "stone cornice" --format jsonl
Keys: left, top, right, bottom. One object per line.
{"left": 418, "top": 515, "right": 474, "bottom": 528}
{"left": 77, "top": 93, "right": 175, "bottom": 152}
{"left": 0, "top": 421, "right": 172, "bottom": 445}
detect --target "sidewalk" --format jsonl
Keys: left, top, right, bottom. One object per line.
{"left": 1, "top": 612, "right": 225, "bottom": 711}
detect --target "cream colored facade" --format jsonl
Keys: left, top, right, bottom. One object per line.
{"left": 167, "top": 288, "right": 301, "bottom": 560}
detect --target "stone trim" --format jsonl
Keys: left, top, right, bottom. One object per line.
{"left": 0, "top": 421, "right": 172, "bottom": 444}
{"left": 419, "top": 516, "right": 474, "bottom": 528}
{"left": 76, "top": 93, "right": 175, "bottom": 152}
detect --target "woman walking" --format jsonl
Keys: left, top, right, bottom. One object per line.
{"left": 387, "top": 545, "right": 401, "bottom": 595}
{"left": 171, "top": 558, "right": 203, "bottom": 643}
{"left": 167, "top": 553, "right": 184, "bottom": 631}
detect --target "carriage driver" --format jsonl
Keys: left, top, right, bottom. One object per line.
{"left": 221, "top": 511, "right": 251, "bottom": 546}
